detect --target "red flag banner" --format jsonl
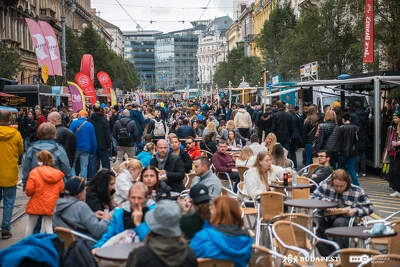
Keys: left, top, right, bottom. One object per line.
{"left": 363, "top": 0, "right": 374, "bottom": 63}
{"left": 38, "top": 21, "right": 62, "bottom": 76}
{"left": 75, "top": 72, "right": 97, "bottom": 105}
{"left": 97, "top": 71, "right": 113, "bottom": 94}
{"left": 25, "top": 18, "right": 55, "bottom": 75}
{"left": 80, "top": 54, "right": 95, "bottom": 82}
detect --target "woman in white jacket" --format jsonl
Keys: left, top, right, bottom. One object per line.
{"left": 114, "top": 159, "right": 143, "bottom": 205}
{"left": 243, "top": 151, "right": 285, "bottom": 199}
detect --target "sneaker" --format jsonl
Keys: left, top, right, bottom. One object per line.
{"left": 359, "top": 173, "right": 366, "bottom": 177}
{"left": 1, "top": 229, "right": 12, "bottom": 239}
{"left": 390, "top": 191, "right": 400, "bottom": 197}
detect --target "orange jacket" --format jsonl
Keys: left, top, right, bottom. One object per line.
{"left": 26, "top": 166, "right": 64, "bottom": 216}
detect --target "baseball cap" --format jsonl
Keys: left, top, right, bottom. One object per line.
{"left": 393, "top": 112, "right": 399, "bottom": 118}
{"left": 78, "top": 110, "right": 88, "bottom": 117}
{"left": 190, "top": 184, "right": 211, "bottom": 205}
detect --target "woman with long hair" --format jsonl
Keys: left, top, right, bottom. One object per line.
{"left": 221, "top": 120, "right": 246, "bottom": 144}
{"left": 243, "top": 151, "right": 285, "bottom": 199}
{"left": 190, "top": 196, "right": 253, "bottom": 267}
{"left": 114, "top": 159, "right": 143, "bottom": 205}
{"left": 235, "top": 146, "right": 256, "bottom": 167}
{"left": 263, "top": 132, "right": 277, "bottom": 152}
{"left": 86, "top": 169, "right": 116, "bottom": 213}
{"left": 202, "top": 122, "right": 219, "bottom": 141}
{"left": 271, "top": 143, "right": 292, "bottom": 168}
{"left": 317, "top": 110, "right": 340, "bottom": 169}
{"left": 168, "top": 121, "right": 180, "bottom": 135}
{"left": 126, "top": 200, "right": 197, "bottom": 267}
{"left": 302, "top": 105, "right": 319, "bottom": 166}
{"left": 218, "top": 120, "right": 226, "bottom": 136}
{"left": 170, "top": 136, "right": 193, "bottom": 173}
{"left": 227, "top": 130, "right": 243, "bottom": 149}
{"left": 139, "top": 166, "right": 172, "bottom": 201}
{"left": 200, "top": 131, "right": 218, "bottom": 155}
{"left": 192, "top": 120, "right": 202, "bottom": 137}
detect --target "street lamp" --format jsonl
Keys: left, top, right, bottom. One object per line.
{"left": 61, "top": 0, "right": 76, "bottom": 79}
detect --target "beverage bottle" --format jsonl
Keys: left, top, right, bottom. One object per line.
{"left": 151, "top": 190, "right": 157, "bottom": 202}
{"left": 283, "top": 170, "right": 289, "bottom": 186}
{"left": 292, "top": 171, "right": 298, "bottom": 186}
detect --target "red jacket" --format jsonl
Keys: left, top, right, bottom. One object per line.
{"left": 212, "top": 151, "right": 236, "bottom": 173}
{"left": 37, "top": 115, "right": 47, "bottom": 128}
{"left": 26, "top": 166, "right": 64, "bottom": 216}
{"left": 187, "top": 142, "right": 201, "bottom": 160}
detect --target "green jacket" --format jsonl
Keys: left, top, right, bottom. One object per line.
{"left": 180, "top": 211, "right": 204, "bottom": 241}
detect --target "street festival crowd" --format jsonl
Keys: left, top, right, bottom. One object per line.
{"left": 0, "top": 97, "right": 399, "bottom": 266}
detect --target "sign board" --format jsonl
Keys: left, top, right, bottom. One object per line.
{"left": 300, "top": 62, "right": 318, "bottom": 78}
{"left": 42, "top": 64, "right": 49, "bottom": 84}
{"left": 272, "top": 75, "right": 281, "bottom": 85}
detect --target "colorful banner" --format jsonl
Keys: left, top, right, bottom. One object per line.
{"left": 80, "top": 54, "right": 95, "bottom": 82}
{"left": 363, "top": 0, "right": 374, "bottom": 63}
{"left": 38, "top": 21, "right": 62, "bottom": 76}
{"left": 133, "top": 91, "right": 141, "bottom": 104}
{"left": 75, "top": 72, "right": 97, "bottom": 105}
{"left": 97, "top": 71, "right": 112, "bottom": 94}
{"left": 110, "top": 88, "right": 117, "bottom": 106}
{"left": 25, "top": 18, "right": 55, "bottom": 75}
{"left": 67, "top": 82, "right": 86, "bottom": 112}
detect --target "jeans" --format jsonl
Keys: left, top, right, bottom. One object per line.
{"left": 111, "top": 136, "right": 118, "bottom": 157}
{"left": 90, "top": 150, "right": 110, "bottom": 178}
{"left": 70, "top": 151, "right": 90, "bottom": 179}
{"left": 305, "top": 143, "right": 313, "bottom": 166}
{"left": 346, "top": 156, "right": 359, "bottom": 186}
{"left": 0, "top": 186, "right": 17, "bottom": 231}
{"left": 290, "top": 139, "right": 300, "bottom": 169}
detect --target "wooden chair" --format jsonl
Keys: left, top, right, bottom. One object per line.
{"left": 236, "top": 182, "right": 258, "bottom": 229}
{"left": 197, "top": 258, "right": 234, "bottom": 267}
{"left": 184, "top": 172, "right": 197, "bottom": 190}
{"left": 272, "top": 221, "right": 339, "bottom": 267}
{"left": 297, "top": 163, "right": 319, "bottom": 176}
{"left": 54, "top": 226, "right": 97, "bottom": 251}
{"left": 237, "top": 166, "right": 249, "bottom": 182}
{"left": 255, "top": 191, "right": 285, "bottom": 246}
{"left": 327, "top": 248, "right": 380, "bottom": 267}
{"left": 249, "top": 245, "right": 296, "bottom": 267}
{"left": 360, "top": 254, "right": 400, "bottom": 267}
{"left": 200, "top": 149, "right": 214, "bottom": 158}
{"left": 291, "top": 176, "right": 312, "bottom": 201}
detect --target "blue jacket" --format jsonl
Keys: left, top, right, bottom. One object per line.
{"left": 190, "top": 222, "right": 253, "bottom": 267}
{"left": 93, "top": 203, "right": 156, "bottom": 248}
{"left": 69, "top": 118, "right": 97, "bottom": 154}
{"left": 130, "top": 110, "right": 150, "bottom": 137}
{"left": 0, "top": 233, "right": 61, "bottom": 267}
{"left": 137, "top": 151, "right": 152, "bottom": 168}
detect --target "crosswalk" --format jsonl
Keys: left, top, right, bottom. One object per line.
{"left": 359, "top": 176, "right": 400, "bottom": 220}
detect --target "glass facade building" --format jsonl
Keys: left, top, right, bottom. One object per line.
{"left": 123, "top": 30, "right": 161, "bottom": 92}
{"left": 154, "top": 26, "right": 204, "bottom": 91}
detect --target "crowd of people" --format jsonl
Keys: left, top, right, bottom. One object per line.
{"left": 0, "top": 96, "right": 399, "bottom": 266}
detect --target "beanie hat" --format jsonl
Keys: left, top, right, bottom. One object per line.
{"left": 64, "top": 177, "right": 85, "bottom": 197}
{"left": 145, "top": 200, "right": 182, "bottom": 237}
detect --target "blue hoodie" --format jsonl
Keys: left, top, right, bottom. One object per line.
{"left": 190, "top": 222, "right": 253, "bottom": 267}
{"left": 130, "top": 109, "right": 150, "bottom": 137}
{"left": 136, "top": 151, "right": 152, "bottom": 168}
{"left": 0, "top": 234, "right": 61, "bottom": 267}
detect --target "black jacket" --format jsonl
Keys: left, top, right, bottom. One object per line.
{"left": 17, "top": 115, "right": 27, "bottom": 138}
{"left": 112, "top": 117, "right": 139, "bottom": 147}
{"left": 351, "top": 109, "right": 368, "bottom": 151}
{"left": 85, "top": 189, "right": 112, "bottom": 213}
{"left": 201, "top": 140, "right": 218, "bottom": 156}
{"left": 178, "top": 149, "right": 193, "bottom": 173}
{"left": 291, "top": 114, "right": 302, "bottom": 140}
{"left": 88, "top": 112, "right": 111, "bottom": 150}
{"left": 24, "top": 118, "right": 37, "bottom": 140}
{"left": 150, "top": 153, "right": 186, "bottom": 192}
{"left": 109, "top": 113, "right": 119, "bottom": 134}
{"left": 147, "top": 117, "right": 167, "bottom": 139}
{"left": 55, "top": 124, "right": 76, "bottom": 167}
{"left": 155, "top": 180, "right": 173, "bottom": 201}
{"left": 302, "top": 119, "right": 318, "bottom": 145}
{"left": 176, "top": 124, "right": 196, "bottom": 139}
{"left": 271, "top": 109, "right": 293, "bottom": 144}
{"left": 317, "top": 121, "right": 340, "bottom": 152}
{"left": 339, "top": 123, "right": 359, "bottom": 157}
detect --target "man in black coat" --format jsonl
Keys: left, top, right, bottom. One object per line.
{"left": 88, "top": 104, "right": 111, "bottom": 176}
{"left": 271, "top": 101, "right": 293, "bottom": 158}
{"left": 48, "top": 112, "right": 76, "bottom": 167}
{"left": 112, "top": 109, "right": 139, "bottom": 166}
{"left": 176, "top": 118, "right": 196, "bottom": 139}
{"left": 150, "top": 139, "right": 186, "bottom": 192}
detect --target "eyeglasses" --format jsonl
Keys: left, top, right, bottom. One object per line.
{"left": 186, "top": 142, "right": 193, "bottom": 145}
{"left": 318, "top": 155, "right": 327, "bottom": 158}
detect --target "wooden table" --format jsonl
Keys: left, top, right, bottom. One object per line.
{"left": 95, "top": 242, "right": 144, "bottom": 261}
{"left": 325, "top": 226, "right": 397, "bottom": 248}
{"left": 284, "top": 199, "right": 338, "bottom": 229}
{"left": 269, "top": 183, "right": 312, "bottom": 190}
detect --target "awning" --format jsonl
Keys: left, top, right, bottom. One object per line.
{"left": 267, "top": 87, "right": 302, "bottom": 97}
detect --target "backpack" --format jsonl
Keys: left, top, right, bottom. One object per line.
{"left": 118, "top": 120, "right": 132, "bottom": 146}
{"left": 152, "top": 119, "right": 165, "bottom": 137}
{"left": 63, "top": 239, "right": 99, "bottom": 267}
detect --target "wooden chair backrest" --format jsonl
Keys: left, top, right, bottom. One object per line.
{"left": 292, "top": 176, "right": 311, "bottom": 200}
{"left": 307, "top": 163, "right": 319, "bottom": 173}
{"left": 259, "top": 192, "right": 285, "bottom": 221}
{"left": 371, "top": 254, "right": 400, "bottom": 267}
{"left": 186, "top": 172, "right": 197, "bottom": 189}
{"left": 248, "top": 245, "right": 276, "bottom": 267}
{"left": 197, "top": 258, "right": 234, "bottom": 267}
{"left": 339, "top": 248, "right": 380, "bottom": 267}
{"left": 237, "top": 166, "right": 250, "bottom": 182}
{"left": 54, "top": 226, "right": 76, "bottom": 251}
{"left": 388, "top": 220, "right": 400, "bottom": 254}
{"left": 272, "top": 220, "right": 301, "bottom": 258}
{"left": 231, "top": 152, "right": 240, "bottom": 160}
{"left": 276, "top": 213, "right": 310, "bottom": 249}
{"left": 200, "top": 150, "right": 208, "bottom": 157}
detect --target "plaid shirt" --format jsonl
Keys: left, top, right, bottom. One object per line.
{"left": 311, "top": 180, "right": 374, "bottom": 217}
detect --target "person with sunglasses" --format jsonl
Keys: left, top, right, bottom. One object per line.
{"left": 185, "top": 136, "right": 201, "bottom": 160}
{"left": 53, "top": 176, "right": 112, "bottom": 243}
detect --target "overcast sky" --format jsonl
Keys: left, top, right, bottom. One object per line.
{"left": 91, "top": 0, "right": 234, "bottom": 33}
